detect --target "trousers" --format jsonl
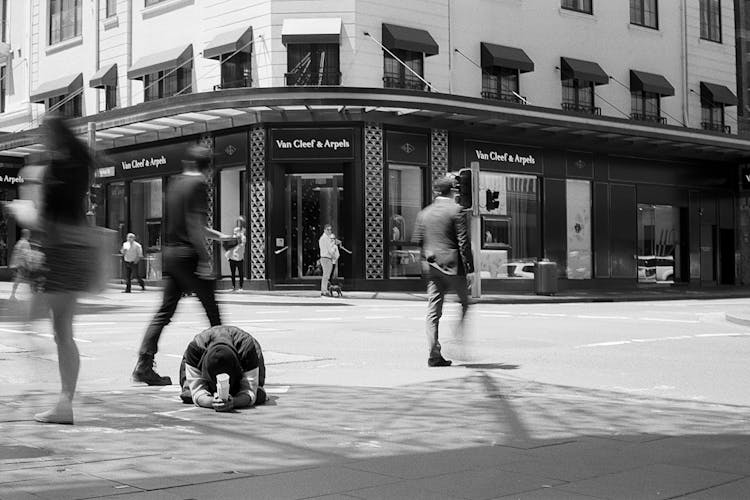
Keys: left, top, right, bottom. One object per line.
{"left": 425, "top": 267, "right": 470, "bottom": 360}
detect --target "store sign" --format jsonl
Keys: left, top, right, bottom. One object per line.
{"left": 102, "top": 142, "right": 194, "bottom": 179}
{"left": 465, "top": 141, "right": 543, "bottom": 174}
{"left": 741, "top": 164, "right": 750, "bottom": 190}
{"left": 0, "top": 166, "right": 23, "bottom": 185}
{"left": 386, "top": 131, "right": 428, "bottom": 165}
{"left": 215, "top": 132, "right": 248, "bottom": 168}
{"left": 270, "top": 128, "right": 354, "bottom": 160}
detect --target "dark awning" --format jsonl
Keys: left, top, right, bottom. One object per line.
{"left": 281, "top": 18, "right": 341, "bottom": 45}
{"left": 630, "top": 70, "right": 674, "bottom": 96}
{"left": 480, "top": 43, "right": 534, "bottom": 73}
{"left": 382, "top": 23, "right": 439, "bottom": 56}
{"left": 560, "top": 57, "right": 608, "bottom": 85}
{"left": 204, "top": 26, "right": 253, "bottom": 60}
{"left": 89, "top": 63, "right": 118, "bottom": 88}
{"left": 701, "top": 81, "right": 738, "bottom": 106}
{"left": 127, "top": 45, "right": 193, "bottom": 80}
{"left": 29, "top": 73, "right": 83, "bottom": 103}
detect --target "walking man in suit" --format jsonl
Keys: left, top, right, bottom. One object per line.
{"left": 412, "top": 176, "right": 474, "bottom": 367}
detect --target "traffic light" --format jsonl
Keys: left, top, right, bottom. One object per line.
{"left": 88, "top": 183, "right": 102, "bottom": 215}
{"left": 456, "top": 168, "right": 472, "bottom": 209}
{"left": 485, "top": 189, "right": 500, "bottom": 211}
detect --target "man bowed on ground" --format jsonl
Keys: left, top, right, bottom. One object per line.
{"left": 412, "top": 176, "right": 474, "bottom": 367}
{"left": 179, "top": 325, "right": 267, "bottom": 411}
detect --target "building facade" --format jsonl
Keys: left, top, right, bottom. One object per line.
{"left": 0, "top": 0, "right": 748, "bottom": 291}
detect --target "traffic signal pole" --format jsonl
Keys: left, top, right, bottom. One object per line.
{"left": 470, "top": 161, "right": 481, "bottom": 298}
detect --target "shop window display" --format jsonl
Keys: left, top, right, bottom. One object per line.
{"left": 637, "top": 203, "right": 679, "bottom": 283}
{"left": 131, "top": 178, "right": 163, "bottom": 280}
{"left": 388, "top": 164, "right": 423, "bottom": 278}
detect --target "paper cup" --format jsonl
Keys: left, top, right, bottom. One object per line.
{"left": 216, "top": 373, "right": 230, "bottom": 401}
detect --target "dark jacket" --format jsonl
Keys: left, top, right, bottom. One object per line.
{"left": 412, "top": 196, "right": 474, "bottom": 276}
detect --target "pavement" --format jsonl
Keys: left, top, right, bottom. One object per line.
{"left": 1, "top": 282, "right": 750, "bottom": 499}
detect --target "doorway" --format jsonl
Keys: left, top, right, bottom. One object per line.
{"left": 284, "top": 173, "right": 344, "bottom": 280}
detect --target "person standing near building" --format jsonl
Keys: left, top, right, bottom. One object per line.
{"left": 225, "top": 216, "right": 246, "bottom": 291}
{"left": 318, "top": 224, "right": 336, "bottom": 296}
{"left": 9, "top": 228, "right": 32, "bottom": 300}
{"left": 121, "top": 233, "right": 145, "bottom": 293}
{"left": 132, "top": 145, "right": 232, "bottom": 386}
{"left": 412, "top": 176, "right": 474, "bottom": 367}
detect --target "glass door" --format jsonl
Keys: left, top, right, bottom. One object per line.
{"left": 637, "top": 204, "right": 680, "bottom": 284}
{"left": 285, "top": 173, "right": 343, "bottom": 279}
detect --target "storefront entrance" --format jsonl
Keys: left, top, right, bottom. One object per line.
{"left": 283, "top": 172, "right": 344, "bottom": 280}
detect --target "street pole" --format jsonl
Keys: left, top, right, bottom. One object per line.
{"left": 470, "top": 160, "right": 481, "bottom": 298}
{"left": 87, "top": 122, "right": 96, "bottom": 223}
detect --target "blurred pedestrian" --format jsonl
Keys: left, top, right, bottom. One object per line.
{"left": 121, "top": 232, "right": 145, "bottom": 293}
{"left": 8, "top": 228, "right": 32, "bottom": 300}
{"left": 224, "top": 216, "right": 246, "bottom": 291}
{"left": 318, "top": 224, "right": 336, "bottom": 296}
{"left": 6, "top": 116, "right": 97, "bottom": 424}
{"left": 178, "top": 325, "right": 266, "bottom": 412}
{"left": 412, "top": 176, "right": 474, "bottom": 367}
{"left": 132, "top": 144, "right": 232, "bottom": 386}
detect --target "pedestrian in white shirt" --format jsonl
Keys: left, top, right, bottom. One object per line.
{"left": 318, "top": 224, "right": 337, "bottom": 296}
{"left": 121, "top": 233, "right": 145, "bottom": 293}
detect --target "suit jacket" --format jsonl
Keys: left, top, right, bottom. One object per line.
{"left": 412, "top": 196, "right": 474, "bottom": 276}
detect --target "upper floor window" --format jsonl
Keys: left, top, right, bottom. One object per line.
{"left": 145, "top": 0, "right": 168, "bottom": 6}
{"left": 630, "top": 0, "right": 658, "bottom": 29}
{"left": 219, "top": 51, "right": 251, "bottom": 89}
{"left": 700, "top": 0, "right": 721, "bottom": 42}
{"left": 0, "top": 66, "right": 5, "bottom": 113}
{"left": 700, "top": 82, "right": 735, "bottom": 133}
{"left": 1, "top": 0, "right": 7, "bottom": 43}
{"left": 384, "top": 50, "right": 425, "bottom": 91}
{"left": 562, "top": 79, "right": 599, "bottom": 115}
{"left": 106, "top": 0, "right": 116, "bottom": 17}
{"left": 561, "top": 0, "right": 592, "bottom": 14}
{"left": 482, "top": 67, "right": 521, "bottom": 104}
{"left": 143, "top": 62, "right": 192, "bottom": 101}
{"left": 49, "top": 0, "right": 82, "bottom": 45}
{"left": 49, "top": 93, "right": 82, "bottom": 118}
{"left": 286, "top": 43, "right": 340, "bottom": 86}
{"left": 105, "top": 86, "right": 117, "bottom": 110}
{"left": 631, "top": 91, "right": 664, "bottom": 123}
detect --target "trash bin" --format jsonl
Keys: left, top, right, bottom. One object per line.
{"left": 535, "top": 259, "right": 558, "bottom": 295}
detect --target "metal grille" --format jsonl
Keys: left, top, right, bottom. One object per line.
{"left": 249, "top": 126, "right": 267, "bottom": 281}
{"left": 199, "top": 135, "right": 215, "bottom": 273}
{"left": 364, "top": 123, "right": 384, "bottom": 280}
{"left": 431, "top": 128, "right": 449, "bottom": 184}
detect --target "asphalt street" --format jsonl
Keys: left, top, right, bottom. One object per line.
{"left": 2, "top": 284, "right": 750, "bottom": 499}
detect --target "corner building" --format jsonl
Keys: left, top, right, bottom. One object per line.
{"left": 0, "top": 0, "right": 749, "bottom": 291}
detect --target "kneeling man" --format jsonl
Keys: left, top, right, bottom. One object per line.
{"left": 179, "top": 325, "right": 267, "bottom": 412}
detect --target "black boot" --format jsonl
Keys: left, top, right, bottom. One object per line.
{"left": 132, "top": 354, "right": 172, "bottom": 385}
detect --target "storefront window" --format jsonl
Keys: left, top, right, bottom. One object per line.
{"left": 0, "top": 185, "right": 15, "bottom": 266}
{"left": 388, "top": 164, "right": 423, "bottom": 278}
{"left": 478, "top": 172, "right": 538, "bottom": 279}
{"left": 219, "top": 167, "right": 246, "bottom": 277}
{"left": 637, "top": 204, "right": 679, "bottom": 283}
{"left": 130, "top": 178, "right": 163, "bottom": 280}
{"left": 566, "top": 179, "right": 592, "bottom": 279}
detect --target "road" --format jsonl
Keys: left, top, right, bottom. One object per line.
{"left": 2, "top": 288, "right": 749, "bottom": 406}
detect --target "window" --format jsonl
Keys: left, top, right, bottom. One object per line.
{"left": 105, "top": 86, "right": 117, "bottom": 110}
{"left": 106, "top": 0, "right": 116, "bottom": 17}
{"left": 630, "top": 0, "right": 658, "bottom": 28}
{"left": 1, "top": 0, "right": 7, "bottom": 43}
{"left": 0, "top": 66, "right": 5, "bottom": 113}
{"left": 383, "top": 50, "right": 425, "bottom": 90}
{"left": 561, "top": 0, "right": 592, "bottom": 14}
{"left": 482, "top": 67, "right": 523, "bottom": 103}
{"left": 286, "top": 44, "right": 340, "bottom": 86}
{"left": 143, "top": 61, "right": 192, "bottom": 101}
{"left": 220, "top": 51, "right": 251, "bottom": 89}
{"left": 145, "top": 0, "right": 167, "bottom": 6}
{"left": 700, "top": 0, "right": 721, "bottom": 42}
{"left": 388, "top": 164, "right": 424, "bottom": 278}
{"left": 631, "top": 91, "right": 664, "bottom": 123}
{"left": 49, "top": 0, "right": 82, "bottom": 45}
{"left": 48, "top": 93, "right": 82, "bottom": 118}
{"left": 637, "top": 204, "right": 680, "bottom": 283}
{"left": 702, "top": 101, "right": 728, "bottom": 133}
{"left": 562, "top": 78, "right": 599, "bottom": 115}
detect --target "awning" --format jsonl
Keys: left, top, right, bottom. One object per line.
{"left": 203, "top": 26, "right": 253, "bottom": 60}
{"left": 29, "top": 73, "right": 83, "bottom": 103}
{"left": 480, "top": 42, "right": 534, "bottom": 73}
{"left": 560, "top": 57, "right": 608, "bottom": 85}
{"left": 89, "top": 63, "right": 118, "bottom": 88}
{"left": 281, "top": 18, "right": 341, "bottom": 45}
{"left": 700, "top": 81, "right": 737, "bottom": 106}
{"left": 382, "top": 23, "right": 439, "bottom": 56}
{"left": 630, "top": 70, "right": 674, "bottom": 96}
{"left": 127, "top": 45, "right": 193, "bottom": 80}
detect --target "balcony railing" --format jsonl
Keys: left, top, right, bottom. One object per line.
{"left": 383, "top": 76, "right": 429, "bottom": 91}
{"left": 561, "top": 102, "right": 601, "bottom": 116}
{"left": 481, "top": 90, "right": 526, "bottom": 104}
{"left": 285, "top": 71, "right": 341, "bottom": 86}
{"left": 214, "top": 78, "right": 252, "bottom": 90}
{"left": 630, "top": 112, "right": 667, "bottom": 125}
{"left": 701, "top": 121, "right": 731, "bottom": 134}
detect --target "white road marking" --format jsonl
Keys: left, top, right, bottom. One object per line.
{"left": 73, "top": 322, "right": 118, "bottom": 326}
{"left": 639, "top": 317, "right": 700, "bottom": 323}
{"left": 35, "top": 333, "right": 91, "bottom": 343}
{"left": 0, "top": 327, "right": 31, "bottom": 334}
{"left": 364, "top": 316, "right": 402, "bottom": 320}
{"left": 577, "top": 333, "right": 750, "bottom": 348}
{"left": 575, "top": 315, "right": 630, "bottom": 320}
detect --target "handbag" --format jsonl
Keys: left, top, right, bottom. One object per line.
{"left": 222, "top": 237, "right": 239, "bottom": 252}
